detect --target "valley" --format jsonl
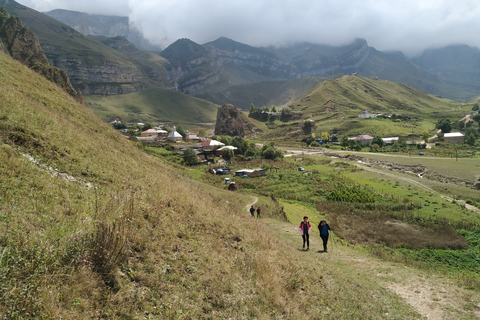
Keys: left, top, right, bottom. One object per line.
{"left": 1, "top": 1, "right": 480, "bottom": 318}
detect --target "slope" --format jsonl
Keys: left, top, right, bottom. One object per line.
{"left": 273, "top": 74, "right": 460, "bottom": 139}
{"left": 2, "top": 50, "right": 480, "bottom": 319}
{"left": 1, "top": 0, "right": 170, "bottom": 93}
{"left": 85, "top": 86, "right": 220, "bottom": 123}
{"left": 292, "top": 74, "right": 458, "bottom": 117}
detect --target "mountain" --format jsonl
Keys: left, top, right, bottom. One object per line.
{"left": 0, "top": 6, "right": 82, "bottom": 102}
{"left": 161, "top": 37, "right": 463, "bottom": 106}
{"left": 0, "top": 0, "right": 170, "bottom": 95}
{"left": 261, "top": 74, "right": 460, "bottom": 142}
{"left": 412, "top": 45, "right": 480, "bottom": 101}
{"left": 44, "top": 9, "right": 162, "bottom": 52}
{"left": 3, "top": 0, "right": 480, "bottom": 119}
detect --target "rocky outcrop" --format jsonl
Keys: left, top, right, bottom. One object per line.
{"left": 214, "top": 104, "right": 246, "bottom": 137}
{"left": 0, "top": 7, "right": 83, "bottom": 103}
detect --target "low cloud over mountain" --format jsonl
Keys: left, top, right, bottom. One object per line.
{"left": 17, "top": 0, "right": 480, "bottom": 57}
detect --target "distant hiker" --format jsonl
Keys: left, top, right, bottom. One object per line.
{"left": 318, "top": 220, "right": 331, "bottom": 252}
{"left": 250, "top": 205, "right": 255, "bottom": 217}
{"left": 256, "top": 207, "right": 261, "bottom": 219}
{"left": 299, "top": 216, "right": 311, "bottom": 250}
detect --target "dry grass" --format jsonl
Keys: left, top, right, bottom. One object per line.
{"left": 0, "top": 51, "right": 444, "bottom": 319}
{"left": 319, "top": 202, "right": 468, "bottom": 250}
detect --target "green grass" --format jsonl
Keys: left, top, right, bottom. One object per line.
{"left": 5, "top": 51, "right": 434, "bottom": 318}
{"left": 85, "top": 87, "right": 219, "bottom": 123}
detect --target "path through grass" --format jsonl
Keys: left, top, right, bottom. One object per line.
{"left": 258, "top": 214, "right": 480, "bottom": 320}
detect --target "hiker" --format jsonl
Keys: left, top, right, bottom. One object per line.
{"left": 299, "top": 216, "right": 311, "bottom": 250}
{"left": 249, "top": 205, "right": 255, "bottom": 217}
{"left": 318, "top": 220, "right": 331, "bottom": 252}
{"left": 256, "top": 207, "right": 261, "bottom": 219}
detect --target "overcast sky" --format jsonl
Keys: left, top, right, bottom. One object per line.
{"left": 16, "top": 0, "right": 480, "bottom": 57}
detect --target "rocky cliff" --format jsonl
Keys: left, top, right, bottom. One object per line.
{"left": 45, "top": 9, "right": 162, "bottom": 52}
{"left": 0, "top": 7, "right": 83, "bottom": 102}
{"left": 214, "top": 104, "right": 246, "bottom": 137}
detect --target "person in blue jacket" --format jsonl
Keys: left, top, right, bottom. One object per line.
{"left": 318, "top": 220, "right": 331, "bottom": 252}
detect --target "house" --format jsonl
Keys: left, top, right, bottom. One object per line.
{"left": 186, "top": 132, "right": 198, "bottom": 140}
{"left": 156, "top": 129, "right": 168, "bottom": 138}
{"left": 350, "top": 134, "right": 374, "bottom": 145}
{"left": 141, "top": 129, "right": 158, "bottom": 137}
{"left": 382, "top": 137, "right": 399, "bottom": 144}
{"left": 215, "top": 146, "right": 238, "bottom": 156}
{"left": 200, "top": 140, "right": 225, "bottom": 154}
{"left": 358, "top": 110, "right": 379, "bottom": 118}
{"left": 167, "top": 126, "right": 183, "bottom": 141}
{"left": 444, "top": 132, "right": 465, "bottom": 144}
{"left": 235, "top": 168, "right": 266, "bottom": 177}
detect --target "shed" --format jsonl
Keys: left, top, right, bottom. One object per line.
{"left": 444, "top": 132, "right": 465, "bottom": 144}
{"left": 235, "top": 168, "right": 266, "bottom": 177}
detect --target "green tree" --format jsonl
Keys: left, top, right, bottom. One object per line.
{"left": 220, "top": 135, "right": 232, "bottom": 146}
{"left": 221, "top": 148, "right": 234, "bottom": 161}
{"left": 372, "top": 136, "right": 384, "bottom": 147}
{"left": 472, "top": 104, "right": 479, "bottom": 111}
{"left": 183, "top": 148, "right": 199, "bottom": 165}
{"left": 466, "top": 132, "right": 476, "bottom": 146}
{"left": 249, "top": 103, "right": 258, "bottom": 113}
{"left": 112, "top": 121, "right": 127, "bottom": 130}
{"left": 142, "top": 123, "right": 153, "bottom": 131}
{"left": 421, "top": 130, "right": 430, "bottom": 142}
{"left": 262, "top": 144, "right": 283, "bottom": 160}
{"left": 162, "top": 125, "right": 172, "bottom": 133}
{"left": 321, "top": 132, "right": 331, "bottom": 143}
{"left": 302, "top": 120, "right": 315, "bottom": 134}
{"left": 176, "top": 125, "right": 187, "bottom": 138}
{"left": 435, "top": 119, "right": 452, "bottom": 133}
{"left": 271, "top": 106, "right": 277, "bottom": 113}
{"left": 232, "top": 136, "right": 250, "bottom": 154}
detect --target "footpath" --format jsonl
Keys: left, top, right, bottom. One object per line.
{"left": 258, "top": 215, "right": 480, "bottom": 320}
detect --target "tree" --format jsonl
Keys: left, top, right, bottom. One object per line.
{"left": 271, "top": 106, "right": 277, "bottom": 113}
{"left": 321, "top": 132, "right": 330, "bottom": 143}
{"left": 249, "top": 103, "right": 258, "bottom": 113}
{"left": 176, "top": 125, "right": 187, "bottom": 138}
{"left": 142, "top": 123, "right": 153, "bottom": 131}
{"left": 262, "top": 145, "right": 283, "bottom": 160}
{"left": 372, "top": 136, "right": 384, "bottom": 147}
{"left": 466, "top": 132, "right": 476, "bottom": 146}
{"left": 421, "top": 130, "right": 430, "bottom": 142}
{"left": 302, "top": 120, "right": 315, "bottom": 134}
{"left": 435, "top": 119, "right": 452, "bottom": 133}
{"left": 220, "top": 135, "right": 232, "bottom": 146}
{"left": 183, "top": 148, "right": 199, "bottom": 165}
{"left": 162, "top": 125, "right": 172, "bottom": 133}
{"left": 112, "top": 121, "right": 127, "bottom": 130}
{"left": 472, "top": 104, "right": 479, "bottom": 111}
{"left": 221, "top": 148, "right": 234, "bottom": 161}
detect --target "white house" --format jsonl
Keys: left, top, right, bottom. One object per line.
{"left": 444, "top": 132, "right": 465, "bottom": 144}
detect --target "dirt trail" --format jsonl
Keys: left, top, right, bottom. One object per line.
{"left": 245, "top": 196, "right": 259, "bottom": 213}
{"left": 282, "top": 147, "right": 480, "bottom": 214}
{"left": 261, "top": 217, "right": 480, "bottom": 320}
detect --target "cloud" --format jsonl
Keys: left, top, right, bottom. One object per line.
{"left": 16, "top": 0, "right": 480, "bottom": 56}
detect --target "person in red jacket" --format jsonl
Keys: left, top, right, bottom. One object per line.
{"left": 299, "top": 216, "right": 311, "bottom": 250}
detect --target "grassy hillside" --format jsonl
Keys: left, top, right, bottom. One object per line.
{"left": 2, "top": 50, "right": 480, "bottom": 319}
{"left": 198, "top": 77, "right": 327, "bottom": 110}
{"left": 1, "top": 50, "right": 415, "bottom": 319}
{"left": 85, "top": 87, "right": 219, "bottom": 123}
{"left": 260, "top": 75, "right": 462, "bottom": 142}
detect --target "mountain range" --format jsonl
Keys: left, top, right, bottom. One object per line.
{"left": 2, "top": 0, "right": 480, "bottom": 123}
